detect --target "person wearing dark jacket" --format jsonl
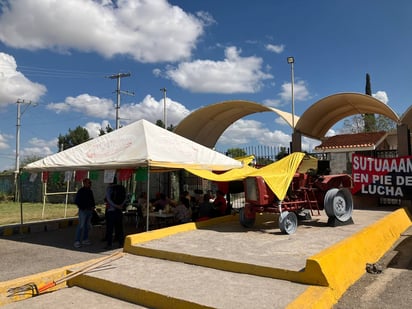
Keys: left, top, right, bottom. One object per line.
{"left": 74, "top": 178, "right": 95, "bottom": 248}
{"left": 104, "top": 179, "right": 127, "bottom": 249}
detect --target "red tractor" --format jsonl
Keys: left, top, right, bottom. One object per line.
{"left": 239, "top": 170, "right": 354, "bottom": 234}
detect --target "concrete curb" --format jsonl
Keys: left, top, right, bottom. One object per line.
{"left": 0, "top": 218, "right": 78, "bottom": 237}
{"left": 1, "top": 209, "right": 411, "bottom": 308}
{"left": 70, "top": 274, "right": 214, "bottom": 309}
{"left": 287, "top": 207, "right": 412, "bottom": 308}
{"left": 124, "top": 208, "right": 412, "bottom": 308}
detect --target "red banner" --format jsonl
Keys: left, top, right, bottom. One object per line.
{"left": 352, "top": 154, "right": 412, "bottom": 197}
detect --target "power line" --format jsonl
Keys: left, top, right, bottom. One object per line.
{"left": 0, "top": 63, "right": 112, "bottom": 79}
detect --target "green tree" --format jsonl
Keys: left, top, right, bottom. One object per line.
{"left": 20, "top": 154, "right": 43, "bottom": 167}
{"left": 156, "top": 119, "right": 175, "bottom": 131}
{"left": 342, "top": 73, "right": 395, "bottom": 133}
{"left": 225, "top": 148, "right": 247, "bottom": 158}
{"left": 99, "top": 124, "right": 114, "bottom": 136}
{"left": 363, "top": 73, "right": 376, "bottom": 132}
{"left": 255, "top": 156, "right": 274, "bottom": 166}
{"left": 57, "top": 126, "right": 90, "bottom": 151}
{"left": 156, "top": 119, "right": 165, "bottom": 128}
{"left": 275, "top": 147, "right": 289, "bottom": 160}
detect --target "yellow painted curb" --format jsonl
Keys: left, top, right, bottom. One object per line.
{"left": 287, "top": 207, "right": 412, "bottom": 308}
{"left": 124, "top": 214, "right": 238, "bottom": 249}
{"left": 286, "top": 286, "right": 335, "bottom": 309}
{"left": 0, "top": 257, "right": 116, "bottom": 306}
{"left": 70, "top": 274, "right": 214, "bottom": 309}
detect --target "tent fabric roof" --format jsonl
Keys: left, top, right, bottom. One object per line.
{"left": 295, "top": 93, "right": 400, "bottom": 139}
{"left": 174, "top": 100, "right": 299, "bottom": 148}
{"left": 314, "top": 131, "right": 388, "bottom": 152}
{"left": 24, "top": 119, "right": 242, "bottom": 172}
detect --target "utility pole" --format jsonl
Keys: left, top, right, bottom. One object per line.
{"left": 160, "top": 88, "right": 167, "bottom": 129}
{"left": 107, "top": 73, "right": 134, "bottom": 129}
{"left": 15, "top": 99, "right": 36, "bottom": 201}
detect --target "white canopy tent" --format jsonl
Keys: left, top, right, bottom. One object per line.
{"left": 24, "top": 119, "right": 242, "bottom": 230}
{"left": 24, "top": 119, "right": 242, "bottom": 172}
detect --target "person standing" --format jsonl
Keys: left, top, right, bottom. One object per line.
{"left": 104, "top": 178, "right": 126, "bottom": 249}
{"left": 212, "top": 190, "right": 227, "bottom": 217}
{"left": 74, "top": 178, "right": 95, "bottom": 248}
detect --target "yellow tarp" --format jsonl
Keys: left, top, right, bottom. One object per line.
{"left": 186, "top": 152, "right": 306, "bottom": 200}
{"left": 248, "top": 152, "right": 305, "bottom": 200}
{"left": 297, "top": 154, "right": 318, "bottom": 173}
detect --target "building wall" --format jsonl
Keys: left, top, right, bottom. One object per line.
{"left": 329, "top": 152, "right": 351, "bottom": 174}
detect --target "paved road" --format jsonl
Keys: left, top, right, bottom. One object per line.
{"left": 0, "top": 223, "right": 130, "bottom": 282}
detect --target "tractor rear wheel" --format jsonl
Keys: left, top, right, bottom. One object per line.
{"left": 324, "top": 188, "right": 353, "bottom": 222}
{"left": 239, "top": 207, "right": 255, "bottom": 228}
{"left": 279, "top": 211, "right": 298, "bottom": 234}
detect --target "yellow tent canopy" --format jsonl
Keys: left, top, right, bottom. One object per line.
{"left": 186, "top": 152, "right": 306, "bottom": 200}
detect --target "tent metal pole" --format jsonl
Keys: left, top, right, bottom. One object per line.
{"left": 64, "top": 179, "right": 70, "bottom": 218}
{"left": 146, "top": 167, "right": 150, "bottom": 231}
{"left": 42, "top": 176, "right": 47, "bottom": 219}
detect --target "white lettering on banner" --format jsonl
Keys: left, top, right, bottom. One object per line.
{"left": 371, "top": 174, "right": 392, "bottom": 185}
{"left": 396, "top": 175, "right": 412, "bottom": 186}
{"left": 353, "top": 173, "right": 368, "bottom": 183}
{"left": 361, "top": 184, "right": 403, "bottom": 197}
{"left": 353, "top": 156, "right": 412, "bottom": 173}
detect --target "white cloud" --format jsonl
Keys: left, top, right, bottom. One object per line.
{"left": 0, "top": 133, "right": 10, "bottom": 150}
{"left": 373, "top": 91, "right": 389, "bottom": 104}
{"left": 279, "top": 80, "right": 310, "bottom": 103}
{"left": 302, "top": 136, "right": 321, "bottom": 152}
{"left": 275, "top": 117, "right": 288, "bottom": 126}
{"left": 0, "top": 53, "right": 47, "bottom": 106}
{"left": 0, "top": 0, "right": 204, "bottom": 63}
{"left": 120, "top": 95, "right": 190, "bottom": 126}
{"left": 217, "top": 119, "right": 291, "bottom": 149}
{"left": 265, "top": 44, "right": 285, "bottom": 54}
{"left": 47, "top": 94, "right": 114, "bottom": 118}
{"left": 22, "top": 137, "right": 56, "bottom": 158}
{"left": 165, "top": 46, "right": 273, "bottom": 93}
{"left": 46, "top": 93, "right": 190, "bottom": 128}
{"left": 262, "top": 98, "right": 282, "bottom": 108}
{"left": 84, "top": 121, "right": 111, "bottom": 139}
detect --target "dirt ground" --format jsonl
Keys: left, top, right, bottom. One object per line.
{"left": 334, "top": 226, "right": 412, "bottom": 309}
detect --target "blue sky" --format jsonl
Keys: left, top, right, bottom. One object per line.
{"left": 0, "top": 0, "right": 411, "bottom": 172}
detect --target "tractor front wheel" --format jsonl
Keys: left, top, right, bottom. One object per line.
{"left": 279, "top": 211, "right": 298, "bottom": 234}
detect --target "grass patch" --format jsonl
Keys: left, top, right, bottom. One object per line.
{"left": 0, "top": 202, "right": 80, "bottom": 226}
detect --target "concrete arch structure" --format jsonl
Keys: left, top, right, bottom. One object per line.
{"left": 174, "top": 100, "right": 298, "bottom": 148}
{"left": 175, "top": 93, "right": 402, "bottom": 150}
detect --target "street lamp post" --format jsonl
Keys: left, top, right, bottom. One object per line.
{"left": 287, "top": 56, "right": 295, "bottom": 130}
